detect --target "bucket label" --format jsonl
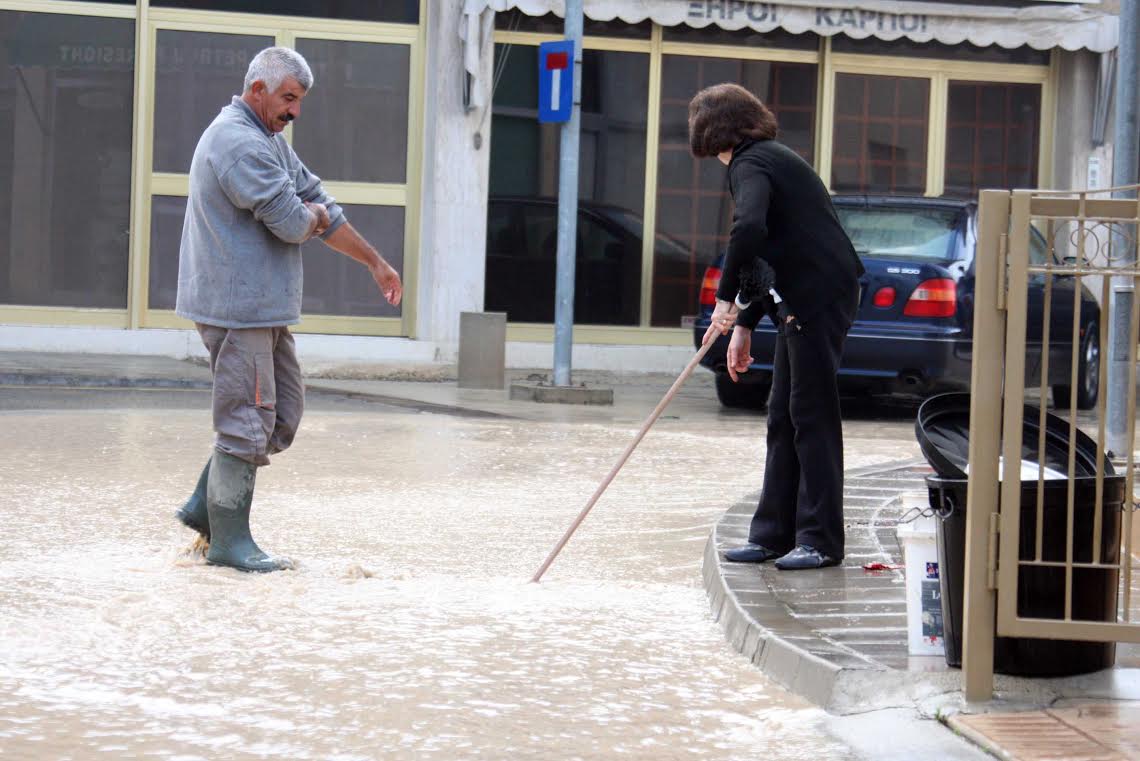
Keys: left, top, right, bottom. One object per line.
{"left": 922, "top": 576, "right": 943, "bottom": 642}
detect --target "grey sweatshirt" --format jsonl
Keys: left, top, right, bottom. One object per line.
{"left": 175, "top": 96, "right": 345, "bottom": 328}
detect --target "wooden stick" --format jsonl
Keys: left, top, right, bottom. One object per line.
{"left": 530, "top": 337, "right": 720, "bottom": 583}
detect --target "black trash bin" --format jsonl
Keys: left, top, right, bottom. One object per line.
{"left": 915, "top": 393, "right": 1123, "bottom": 677}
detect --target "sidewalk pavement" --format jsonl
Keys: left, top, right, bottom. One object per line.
{"left": 6, "top": 349, "right": 1140, "bottom": 759}
{"left": 706, "top": 459, "right": 1140, "bottom": 759}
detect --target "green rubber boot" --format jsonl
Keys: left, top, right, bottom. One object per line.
{"left": 174, "top": 458, "right": 211, "bottom": 540}
{"left": 205, "top": 451, "right": 292, "bottom": 573}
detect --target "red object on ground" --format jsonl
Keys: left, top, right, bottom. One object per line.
{"left": 862, "top": 561, "right": 904, "bottom": 571}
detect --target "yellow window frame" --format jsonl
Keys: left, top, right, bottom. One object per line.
{"left": 489, "top": 25, "right": 1054, "bottom": 345}
{"left": 134, "top": 2, "right": 425, "bottom": 337}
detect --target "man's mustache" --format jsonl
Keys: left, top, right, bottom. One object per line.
{"left": 282, "top": 113, "right": 295, "bottom": 122}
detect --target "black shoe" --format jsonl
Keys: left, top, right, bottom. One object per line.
{"left": 205, "top": 451, "right": 293, "bottom": 573}
{"left": 724, "top": 543, "right": 782, "bottom": 563}
{"left": 175, "top": 457, "right": 212, "bottom": 541}
{"left": 774, "top": 545, "right": 840, "bottom": 570}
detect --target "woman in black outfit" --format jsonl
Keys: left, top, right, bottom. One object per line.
{"left": 691, "top": 83, "right": 864, "bottom": 570}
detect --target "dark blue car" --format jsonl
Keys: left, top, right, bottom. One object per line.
{"left": 694, "top": 195, "right": 1102, "bottom": 410}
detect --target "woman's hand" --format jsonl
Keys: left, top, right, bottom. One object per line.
{"left": 726, "top": 325, "right": 753, "bottom": 382}
{"left": 702, "top": 299, "right": 740, "bottom": 345}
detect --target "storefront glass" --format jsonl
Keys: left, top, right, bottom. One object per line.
{"left": 151, "top": 1, "right": 419, "bottom": 24}
{"left": 944, "top": 81, "right": 1041, "bottom": 198}
{"left": 147, "top": 194, "right": 186, "bottom": 310}
{"left": 301, "top": 203, "right": 405, "bottom": 317}
{"left": 153, "top": 30, "right": 272, "bottom": 173}
{"left": 292, "top": 38, "right": 410, "bottom": 184}
{"left": 832, "top": 73, "right": 929, "bottom": 194}
{"left": 652, "top": 55, "right": 817, "bottom": 327}
{"left": 0, "top": 11, "right": 134, "bottom": 309}
{"left": 486, "top": 43, "right": 649, "bottom": 325}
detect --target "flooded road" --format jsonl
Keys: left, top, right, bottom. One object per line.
{"left": 0, "top": 386, "right": 919, "bottom": 759}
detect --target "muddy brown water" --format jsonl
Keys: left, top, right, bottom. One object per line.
{"left": 0, "top": 405, "right": 917, "bottom": 759}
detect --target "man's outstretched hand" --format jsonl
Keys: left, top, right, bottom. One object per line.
{"left": 371, "top": 259, "right": 403, "bottom": 306}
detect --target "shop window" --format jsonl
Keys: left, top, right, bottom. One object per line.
{"left": 291, "top": 39, "right": 410, "bottom": 184}
{"left": 944, "top": 81, "right": 1040, "bottom": 198}
{"left": 151, "top": 1, "right": 419, "bottom": 24}
{"left": 494, "top": 10, "right": 651, "bottom": 39}
{"left": 147, "top": 195, "right": 187, "bottom": 310}
{"left": 662, "top": 25, "right": 818, "bottom": 50}
{"left": 151, "top": 196, "right": 404, "bottom": 317}
{"left": 153, "top": 30, "right": 273, "bottom": 173}
{"left": 831, "top": 73, "right": 928, "bottom": 195}
{"left": 0, "top": 11, "right": 134, "bottom": 309}
{"left": 485, "top": 44, "right": 648, "bottom": 325}
{"left": 652, "top": 56, "right": 817, "bottom": 327}
{"left": 831, "top": 36, "right": 1049, "bottom": 65}
{"left": 301, "top": 203, "right": 404, "bottom": 317}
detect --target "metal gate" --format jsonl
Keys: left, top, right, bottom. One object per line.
{"left": 963, "top": 187, "right": 1140, "bottom": 701}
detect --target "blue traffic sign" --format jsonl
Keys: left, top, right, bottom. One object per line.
{"left": 537, "top": 40, "right": 574, "bottom": 124}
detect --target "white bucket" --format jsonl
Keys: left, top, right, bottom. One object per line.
{"left": 896, "top": 513, "right": 944, "bottom": 656}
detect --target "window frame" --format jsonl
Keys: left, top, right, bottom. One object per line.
{"left": 0, "top": 0, "right": 136, "bottom": 327}
{"left": 823, "top": 47, "right": 1053, "bottom": 199}
{"left": 488, "top": 30, "right": 1053, "bottom": 344}
{"left": 137, "top": 5, "right": 423, "bottom": 336}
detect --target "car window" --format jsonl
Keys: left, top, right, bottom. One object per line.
{"left": 605, "top": 206, "right": 691, "bottom": 261}
{"left": 521, "top": 204, "right": 559, "bottom": 261}
{"left": 487, "top": 202, "right": 522, "bottom": 255}
{"left": 578, "top": 213, "right": 622, "bottom": 261}
{"left": 835, "top": 207, "right": 959, "bottom": 261}
{"left": 1028, "top": 226, "right": 1050, "bottom": 265}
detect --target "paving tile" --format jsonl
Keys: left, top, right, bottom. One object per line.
{"left": 950, "top": 710, "right": 1129, "bottom": 761}
{"left": 1048, "top": 703, "right": 1140, "bottom": 758}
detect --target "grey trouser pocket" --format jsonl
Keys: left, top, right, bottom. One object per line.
{"left": 197, "top": 324, "right": 304, "bottom": 465}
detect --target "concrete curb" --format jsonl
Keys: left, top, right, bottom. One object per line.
{"left": 702, "top": 459, "right": 964, "bottom": 715}
{"left": 0, "top": 372, "right": 212, "bottom": 390}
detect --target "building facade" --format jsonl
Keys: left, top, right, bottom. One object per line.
{"left": 0, "top": 0, "right": 1120, "bottom": 372}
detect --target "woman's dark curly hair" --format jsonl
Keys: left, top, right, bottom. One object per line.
{"left": 688, "top": 83, "right": 778, "bottom": 157}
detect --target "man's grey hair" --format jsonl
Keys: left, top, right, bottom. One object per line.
{"left": 243, "top": 47, "right": 313, "bottom": 93}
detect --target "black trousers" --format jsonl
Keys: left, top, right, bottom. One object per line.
{"left": 747, "top": 291, "right": 858, "bottom": 559}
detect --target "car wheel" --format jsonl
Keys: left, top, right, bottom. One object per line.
{"left": 715, "top": 372, "right": 771, "bottom": 410}
{"left": 1052, "top": 323, "right": 1099, "bottom": 411}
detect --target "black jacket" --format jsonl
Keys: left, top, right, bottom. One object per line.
{"left": 716, "top": 139, "right": 864, "bottom": 328}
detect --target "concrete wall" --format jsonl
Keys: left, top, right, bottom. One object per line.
{"left": 1052, "top": 48, "right": 1112, "bottom": 194}
{"left": 414, "top": 0, "right": 495, "bottom": 359}
{"left": 1050, "top": 48, "right": 1115, "bottom": 302}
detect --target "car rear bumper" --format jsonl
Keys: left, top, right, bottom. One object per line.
{"left": 693, "top": 319, "right": 973, "bottom": 392}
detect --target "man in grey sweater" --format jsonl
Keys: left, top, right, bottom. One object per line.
{"left": 174, "top": 47, "right": 402, "bottom": 573}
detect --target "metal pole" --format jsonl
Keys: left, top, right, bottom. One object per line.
{"left": 1108, "top": 0, "right": 1139, "bottom": 457}
{"left": 553, "top": 0, "right": 583, "bottom": 387}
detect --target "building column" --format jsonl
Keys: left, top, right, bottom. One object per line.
{"left": 415, "top": 0, "right": 494, "bottom": 356}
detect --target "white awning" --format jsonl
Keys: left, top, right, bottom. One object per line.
{"left": 466, "top": 0, "right": 1118, "bottom": 53}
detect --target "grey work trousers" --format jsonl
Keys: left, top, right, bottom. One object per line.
{"left": 196, "top": 324, "right": 304, "bottom": 466}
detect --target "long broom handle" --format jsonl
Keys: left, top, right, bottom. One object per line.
{"left": 530, "top": 337, "right": 720, "bottom": 583}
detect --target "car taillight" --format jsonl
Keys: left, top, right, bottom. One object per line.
{"left": 699, "top": 266, "right": 722, "bottom": 306}
{"left": 903, "top": 278, "right": 956, "bottom": 317}
{"left": 872, "top": 287, "right": 896, "bottom": 308}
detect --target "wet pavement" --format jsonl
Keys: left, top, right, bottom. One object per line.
{"left": 0, "top": 355, "right": 950, "bottom": 761}
{"left": 15, "top": 350, "right": 1139, "bottom": 759}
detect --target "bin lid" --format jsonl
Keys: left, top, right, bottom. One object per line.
{"left": 914, "top": 392, "right": 1113, "bottom": 480}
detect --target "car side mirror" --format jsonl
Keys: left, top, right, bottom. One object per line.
{"left": 1061, "top": 254, "right": 1091, "bottom": 268}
